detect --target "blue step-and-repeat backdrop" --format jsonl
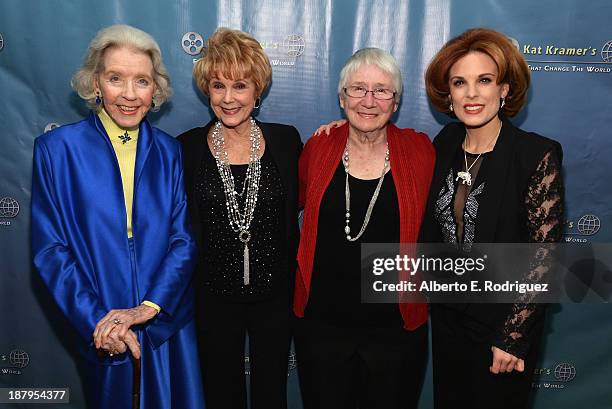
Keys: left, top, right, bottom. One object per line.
{"left": 1, "top": 0, "right": 611, "bottom": 408}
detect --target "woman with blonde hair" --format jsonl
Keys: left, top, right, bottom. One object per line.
{"left": 178, "top": 28, "right": 302, "bottom": 409}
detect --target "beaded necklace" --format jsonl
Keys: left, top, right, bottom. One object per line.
{"left": 342, "top": 140, "right": 390, "bottom": 241}
{"left": 210, "top": 118, "right": 262, "bottom": 285}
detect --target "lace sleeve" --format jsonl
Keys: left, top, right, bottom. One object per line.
{"left": 494, "top": 149, "right": 564, "bottom": 358}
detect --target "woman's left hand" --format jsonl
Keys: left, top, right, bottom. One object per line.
{"left": 490, "top": 346, "right": 524, "bottom": 374}
{"left": 100, "top": 329, "right": 141, "bottom": 359}
{"left": 93, "top": 305, "right": 157, "bottom": 349}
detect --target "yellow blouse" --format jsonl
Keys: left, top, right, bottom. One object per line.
{"left": 97, "top": 108, "right": 138, "bottom": 238}
{"left": 97, "top": 108, "right": 161, "bottom": 315}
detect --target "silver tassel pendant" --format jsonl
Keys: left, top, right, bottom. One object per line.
{"left": 243, "top": 243, "right": 250, "bottom": 285}
{"left": 239, "top": 230, "right": 251, "bottom": 286}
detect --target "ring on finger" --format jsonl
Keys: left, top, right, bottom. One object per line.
{"left": 112, "top": 318, "right": 123, "bottom": 325}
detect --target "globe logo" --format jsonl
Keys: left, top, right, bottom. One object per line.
{"left": 182, "top": 32, "right": 204, "bottom": 56}
{"left": 9, "top": 350, "right": 30, "bottom": 369}
{"left": 0, "top": 33, "right": 4, "bottom": 52}
{"left": 601, "top": 40, "right": 612, "bottom": 63}
{"left": 282, "top": 34, "right": 305, "bottom": 58}
{"left": 554, "top": 363, "right": 576, "bottom": 382}
{"left": 0, "top": 197, "right": 20, "bottom": 218}
{"left": 577, "top": 214, "right": 600, "bottom": 235}
{"left": 44, "top": 122, "right": 61, "bottom": 133}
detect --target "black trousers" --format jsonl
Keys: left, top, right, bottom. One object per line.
{"left": 431, "top": 304, "right": 541, "bottom": 409}
{"left": 294, "top": 317, "right": 428, "bottom": 409}
{"left": 195, "top": 291, "right": 292, "bottom": 409}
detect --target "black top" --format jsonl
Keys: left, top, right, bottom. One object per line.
{"left": 305, "top": 162, "right": 404, "bottom": 328}
{"left": 178, "top": 120, "right": 303, "bottom": 303}
{"left": 435, "top": 150, "right": 489, "bottom": 247}
{"left": 194, "top": 145, "right": 286, "bottom": 301}
{"left": 419, "top": 118, "right": 564, "bottom": 358}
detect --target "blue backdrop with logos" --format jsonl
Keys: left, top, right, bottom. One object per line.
{"left": 0, "top": 0, "right": 610, "bottom": 407}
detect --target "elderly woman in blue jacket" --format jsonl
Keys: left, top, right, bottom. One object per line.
{"left": 31, "top": 24, "right": 204, "bottom": 409}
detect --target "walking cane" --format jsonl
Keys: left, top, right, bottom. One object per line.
{"left": 132, "top": 356, "right": 141, "bottom": 409}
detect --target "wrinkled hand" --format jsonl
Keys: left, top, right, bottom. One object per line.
{"left": 314, "top": 119, "right": 347, "bottom": 136}
{"left": 490, "top": 346, "right": 524, "bottom": 374}
{"left": 100, "top": 329, "right": 141, "bottom": 359}
{"left": 93, "top": 305, "right": 157, "bottom": 352}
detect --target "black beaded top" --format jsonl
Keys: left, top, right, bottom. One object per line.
{"left": 194, "top": 144, "right": 287, "bottom": 301}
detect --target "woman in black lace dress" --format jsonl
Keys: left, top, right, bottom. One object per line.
{"left": 421, "top": 28, "right": 564, "bottom": 408}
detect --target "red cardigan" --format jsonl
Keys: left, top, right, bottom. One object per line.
{"left": 294, "top": 123, "right": 435, "bottom": 330}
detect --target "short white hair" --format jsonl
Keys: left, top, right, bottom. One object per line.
{"left": 71, "top": 24, "right": 172, "bottom": 111}
{"left": 338, "top": 47, "right": 403, "bottom": 102}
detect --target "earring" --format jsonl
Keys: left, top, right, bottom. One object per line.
{"left": 500, "top": 97, "right": 506, "bottom": 109}
{"left": 449, "top": 102, "right": 453, "bottom": 112}
{"left": 254, "top": 98, "right": 261, "bottom": 109}
{"left": 95, "top": 94, "right": 102, "bottom": 105}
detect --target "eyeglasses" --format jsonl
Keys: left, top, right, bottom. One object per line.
{"left": 343, "top": 86, "right": 396, "bottom": 100}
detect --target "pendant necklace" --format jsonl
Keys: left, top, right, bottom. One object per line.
{"left": 456, "top": 121, "right": 502, "bottom": 186}
{"left": 343, "top": 140, "right": 390, "bottom": 241}
{"left": 211, "top": 118, "right": 262, "bottom": 285}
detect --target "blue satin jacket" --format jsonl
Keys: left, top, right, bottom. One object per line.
{"left": 31, "top": 112, "right": 196, "bottom": 363}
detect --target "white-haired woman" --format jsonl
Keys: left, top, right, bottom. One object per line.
{"left": 31, "top": 25, "right": 204, "bottom": 409}
{"left": 293, "top": 48, "right": 435, "bottom": 409}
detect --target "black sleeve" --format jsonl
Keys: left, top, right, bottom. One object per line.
{"left": 493, "top": 147, "right": 564, "bottom": 358}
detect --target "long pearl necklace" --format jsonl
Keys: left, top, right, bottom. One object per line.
{"left": 456, "top": 121, "right": 502, "bottom": 186}
{"left": 211, "top": 118, "right": 262, "bottom": 285}
{"left": 342, "top": 140, "right": 390, "bottom": 241}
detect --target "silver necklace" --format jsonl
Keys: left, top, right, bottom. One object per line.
{"left": 342, "top": 140, "right": 390, "bottom": 241}
{"left": 456, "top": 122, "right": 502, "bottom": 186}
{"left": 211, "top": 118, "right": 262, "bottom": 285}
{"left": 456, "top": 151, "right": 482, "bottom": 186}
